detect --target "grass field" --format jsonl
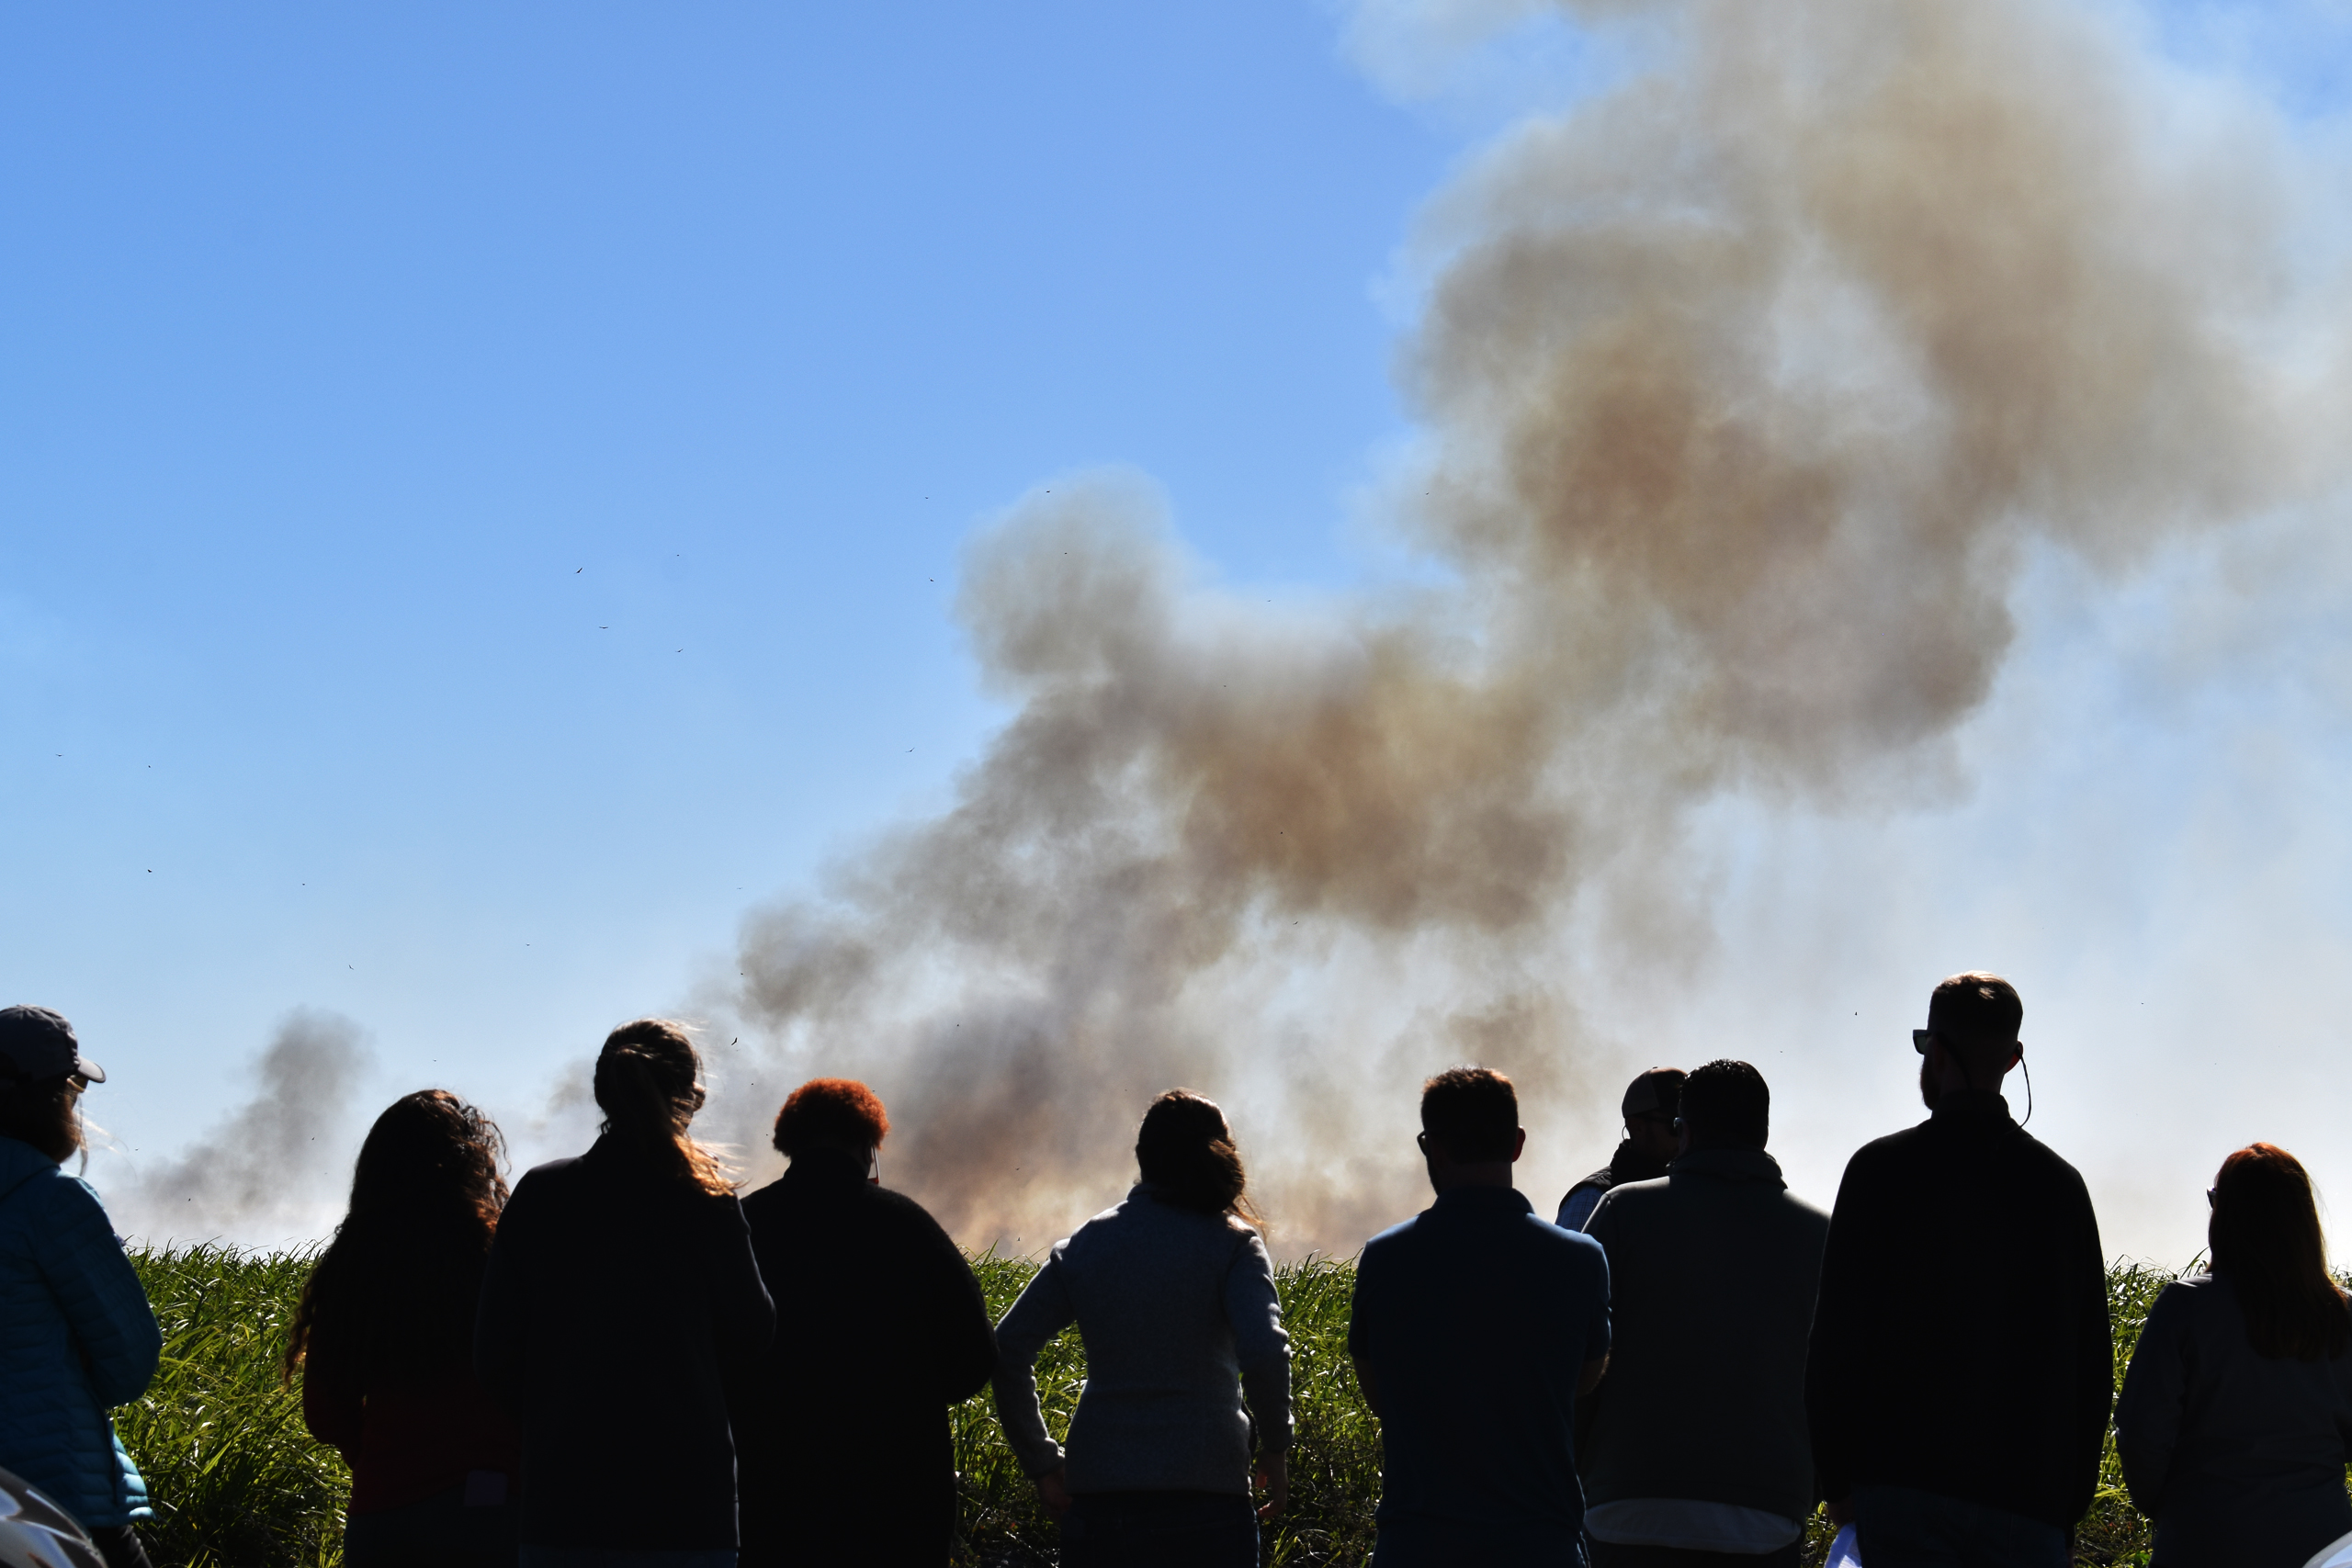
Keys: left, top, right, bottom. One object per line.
{"left": 114, "top": 1246, "right": 2187, "bottom": 1567}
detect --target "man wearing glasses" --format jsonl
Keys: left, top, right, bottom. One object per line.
{"left": 1556, "top": 1067, "right": 1686, "bottom": 1232}
{"left": 1804, "top": 973, "right": 2111, "bottom": 1567}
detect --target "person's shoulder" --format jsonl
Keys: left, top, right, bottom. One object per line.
{"left": 1359, "top": 1211, "right": 1428, "bottom": 1259}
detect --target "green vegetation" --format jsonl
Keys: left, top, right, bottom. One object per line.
{"left": 117, "top": 1246, "right": 2190, "bottom": 1567}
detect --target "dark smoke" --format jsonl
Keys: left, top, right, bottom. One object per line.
{"left": 712, "top": 0, "right": 2341, "bottom": 1251}
{"left": 109, "top": 1009, "right": 372, "bottom": 1243}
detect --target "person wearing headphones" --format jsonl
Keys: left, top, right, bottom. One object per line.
{"left": 1804, "top": 973, "right": 2111, "bottom": 1567}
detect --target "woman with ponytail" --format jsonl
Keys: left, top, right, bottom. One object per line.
{"left": 2116, "top": 1143, "right": 2352, "bottom": 1567}
{"left": 992, "top": 1089, "right": 1290, "bottom": 1568}
{"left": 475, "top": 1021, "right": 774, "bottom": 1568}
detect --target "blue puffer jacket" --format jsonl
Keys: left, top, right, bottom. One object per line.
{"left": 0, "top": 1134, "right": 162, "bottom": 1529}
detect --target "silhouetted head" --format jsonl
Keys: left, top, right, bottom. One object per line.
{"left": 773, "top": 1077, "right": 889, "bottom": 1159}
{"left": 0, "top": 1075, "right": 82, "bottom": 1165}
{"left": 1678, "top": 1059, "right": 1769, "bottom": 1152}
{"left": 1420, "top": 1066, "right": 1520, "bottom": 1164}
{"left": 1620, "top": 1066, "right": 1684, "bottom": 1164}
{"left": 2210, "top": 1143, "right": 2350, "bottom": 1362}
{"left": 0, "top": 1005, "right": 102, "bottom": 1166}
{"left": 286, "top": 1089, "right": 509, "bottom": 1384}
{"left": 1917, "top": 971, "right": 2024, "bottom": 1107}
{"left": 1136, "top": 1089, "right": 1261, "bottom": 1232}
{"left": 594, "top": 1019, "right": 732, "bottom": 1196}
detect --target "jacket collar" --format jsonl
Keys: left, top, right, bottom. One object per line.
{"left": 0, "top": 1134, "right": 59, "bottom": 1204}
{"left": 784, "top": 1145, "right": 871, "bottom": 1187}
{"left": 1430, "top": 1184, "right": 1534, "bottom": 1218}
{"left": 1666, "top": 1147, "right": 1785, "bottom": 1186}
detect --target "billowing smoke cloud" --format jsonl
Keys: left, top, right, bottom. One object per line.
{"left": 713, "top": 0, "right": 2345, "bottom": 1250}
{"left": 107, "top": 1010, "right": 372, "bottom": 1244}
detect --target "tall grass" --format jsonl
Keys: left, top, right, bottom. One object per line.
{"left": 114, "top": 1246, "right": 2206, "bottom": 1567}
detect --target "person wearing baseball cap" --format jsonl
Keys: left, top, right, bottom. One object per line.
{"left": 0, "top": 1006, "right": 164, "bottom": 1567}
{"left": 1804, "top": 973, "right": 2110, "bottom": 1566}
{"left": 1555, "top": 1067, "right": 1685, "bottom": 1232}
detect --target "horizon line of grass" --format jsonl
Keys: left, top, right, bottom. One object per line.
{"left": 116, "top": 1247, "right": 2216, "bottom": 1567}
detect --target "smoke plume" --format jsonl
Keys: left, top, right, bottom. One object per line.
{"left": 715, "top": 0, "right": 2343, "bottom": 1250}
{"left": 107, "top": 1009, "right": 372, "bottom": 1244}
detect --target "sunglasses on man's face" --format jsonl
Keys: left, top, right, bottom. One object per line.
{"left": 1912, "top": 1030, "right": 1935, "bottom": 1055}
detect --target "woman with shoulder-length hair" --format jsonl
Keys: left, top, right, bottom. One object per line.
{"left": 475, "top": 1021, "right": 775, "bottom": 1568}
{"left": 734, "top": 1078, "right": 998, "bottom": 1568}
{"left": 2117, "top": 1143, "right": 2352, "bottom": 1567}
{"left": 0, "top": 1006, "right": 162, "bottom": 1568}
{"left": 992, "top": 1089, "right": 1291, "bottom": 1568}
{"left": 290, "top": 1089, "right": 521, "bottom": 1567}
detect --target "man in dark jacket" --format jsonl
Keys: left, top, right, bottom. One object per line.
{"left": 1557, "top": 1068, "right": 1684, "bottom": 1231}
{"left": 735, "top": 1079, "right": 998, "bottom": 1568}
{"left": 1580, "top": 1059, "right": 1829, "bottom": 1565}
{"left": 1805, "top": 973, "right": 2111, "bottom": 1567}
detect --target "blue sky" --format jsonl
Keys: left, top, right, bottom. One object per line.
{"left": 1, "top": 4, "right": 1451, "bottom": 1134}
{"left": 7, "top": 1, "right": 2352, "bottom": 1260}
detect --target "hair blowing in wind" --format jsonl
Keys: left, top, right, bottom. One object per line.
{"left": 716, "top": 0, "right": 2345, "bottom": 1250}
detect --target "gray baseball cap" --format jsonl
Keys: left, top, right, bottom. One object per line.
{"left": 0, "top": 1006, "right": 106, "bottom": 1085}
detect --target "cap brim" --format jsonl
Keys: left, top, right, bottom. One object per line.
{"left": 74, "top": 1055, "right": 105, "bottom": 1085}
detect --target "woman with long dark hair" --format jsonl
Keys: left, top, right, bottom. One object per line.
{"left": 475, "top": 1020, "right": 773, "bottom": 1568}
{"left": 2117, "top": 1143, "right": 2352, "bottom": 1567}
{"left": 0, "top": 1006, "right": 161, "bottom": 1568}
{"left": 992, "top": 1089, "right": 1290, "bottom": 1568}
{"left": 290, "top": 1089, "right": 520, "bottom": 1567}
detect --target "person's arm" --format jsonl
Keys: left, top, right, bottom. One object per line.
{"left": 1226, "top": 1232, "right": 1292, "bottom": 1518}
{"left": 1346, "top": 1247, "right": 1384, "bottom": 1418}
{"left": 2112, "top": 1284, "right": 2186, "bottom": 1520}
{"left": 910, "top": 1204, "right": 1000, "bottom": 1404}
{"left": 706, "top": 1192, "right": 776, "bottom": 1407}
{"left": 473, "top": 1179, "right": 534, "bottom": 1413}
{"left": 1576, "top": 1238, "right": 1611, "bottom": 1399}
{"left": 40, "top": 1178, "right": 162, "bottom": 1408}
{"left": 990, "top": 1246, "right": 1078, "bottom": 1485}
{"left": 2071, "top": 1176, "right": 2117, "bottom": 1520}
{"left": 299, "top": 1315, "right": 367, "bottom": 1462}
{"left": 1805, "top": 1151, "right": 1871, "bottom": 1522}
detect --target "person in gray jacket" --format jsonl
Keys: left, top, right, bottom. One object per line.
{"left": 1579, "top": 1059, "right": 1829, "bottom": 1566}
{"left": 993, "top": 1089, "right": 1290, "bottom": 1568}
{"left": 2116, "top": 1143, "right": 2352, "bottom": 1568}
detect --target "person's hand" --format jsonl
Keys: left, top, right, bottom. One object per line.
{"left": 1033, "top": 1465, "right": 1074, "bottom": 1518}
{"left": 1826, "top": 1495, "right": 1853, "bottom": 1527}
{"left": 1254, "top": 1450, "right": 1289, "bottom": 1521}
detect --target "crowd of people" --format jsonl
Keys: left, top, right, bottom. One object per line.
{"left": 2, "top": 972, "right": 2350, "bottom": 1568}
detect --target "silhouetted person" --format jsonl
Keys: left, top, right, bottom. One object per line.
{"left": 291, "top": 1090, "right": 522, "bottom": 1567}
{"left": 1805, "top": 973, "right": 2110, "bottom": 1567}
{"left": 735, "top": 1078, "right": 997, "bottom": 1568}
{"left": 1578, "top": 1059, "right": 1828, "bottom": 1567}
{"left": 993, "top": 1090, "right": 1289, "bottom": 1568}
{"left": 1351, "top": 1066, "right": 1610, "bottom": 1566}
{"left": 1557, "top": 1069, "right": 1684, "bottom": 1232}
{"left": 476, "top": 1021, "right": 774, "bottom": 1568}
{"left": 0, "top": 1006, "right": 161, "bottom": 1568}
{"left": 2116, "top": 1144, "right": 2352, "bottom": 1567}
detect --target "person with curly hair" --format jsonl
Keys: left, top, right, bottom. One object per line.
{"left": 734, "top": 1078, "right": 997, "bottom": 1567}
{"left": 475, "top": 1020, "right": 774, "bottom": 1568}
{"left": 289, "top": 1089, "right": 521, "bottom": 1567}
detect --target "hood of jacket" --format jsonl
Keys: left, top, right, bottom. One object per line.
{"left": 0, "top": 1134, "right": 61, "bottom": 1206}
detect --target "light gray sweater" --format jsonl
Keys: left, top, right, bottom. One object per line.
{"left": 992, "top": 1184, "right": 1291, "bottom": 1495}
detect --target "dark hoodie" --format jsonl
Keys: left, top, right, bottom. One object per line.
{"left": 474, "top": 1134, "right": 774, "bottom": 1553}
{"left": 733, "top": 1147, "right": 998, "bottom": 1568}
{"left": 1804, "top": 1090, "right": 2110, "bottom": 1533}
